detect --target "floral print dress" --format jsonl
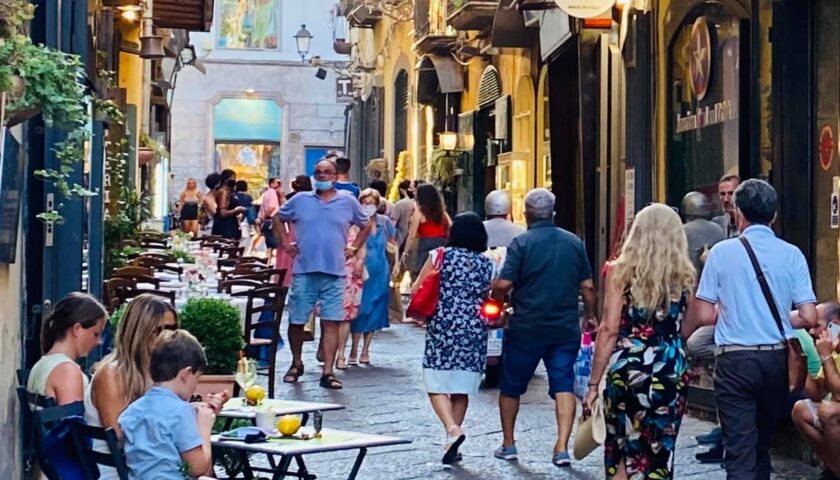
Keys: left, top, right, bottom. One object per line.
{"left": 603, "top": 292, "right": 689, "bottom": 479}
{"left": 422, "top": 247, "right": 493, "bottom": 394}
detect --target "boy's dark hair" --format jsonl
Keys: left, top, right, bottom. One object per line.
{"left": 235, "top": 180, "right": 248, "bottom": 192}
{"left": 335, "top": 157, "right": 352, "bottom": 175}
{"left": 150, "top": 330, "right": 207, "bottom": 382}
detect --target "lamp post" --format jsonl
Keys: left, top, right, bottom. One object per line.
{"left": 294, "top": 24, "right": 313, "bottom": 62}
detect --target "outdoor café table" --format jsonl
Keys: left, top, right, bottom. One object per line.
{"left": 218, "top": 398, "right": 345, "bottom": 430}
{"left": 211, "top": 427, "right": 411, "bottom": 480}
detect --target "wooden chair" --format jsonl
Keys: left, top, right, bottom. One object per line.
{"left": 139, "top": 238, "right": 168, "bottom": 249}
{"left": 119, "top": 239, "right": 140, "bottom": 248}
{"left": 218, "top": 245, "right": 245, "bottom": 259}
{"left": 139, "top": 252, "right": 174, "bottom": 262}
{"left": 235, "top": 285, "right": 289, "bottom": 398}
{"left": 112, "top": 266, "right": 153, "bottom": 277}
{"left": 16, "top": 368, "right": 50, "bottom": 475}
{"left": 237, "top": 256, "right": 267, "bottom": 265}
{"left": 32, "top": 401, "right": 86, "bottom": 480}
{"left": 131, "top": 288, "right": 176, "bottom": 307}
{"left": 138, "top": 231, "right": 166, "bottom": 241}
{"left": 131, "top": 256, "right": 183, "bottom": 279}
{"left": 110, "top": 273, "right": 161, "bottom": 289}
{"left": 105, "top": 277, "right": 138, "bottom": 310}
{"left": 217, "top": 278, "right": 261, "bottom": 294}
{"left": 70, "top": 421, "right": 130, "bottom": 480}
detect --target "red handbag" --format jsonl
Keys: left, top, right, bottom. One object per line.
{"left": 406, "top": 248, "right": 445, "bottom": 319}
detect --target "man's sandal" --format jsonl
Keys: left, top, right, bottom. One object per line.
{"left": 319, "top": 374, "right": 343, "bottom": 390}
{"left": 283, "top": 364, "right": 304, "bottom": 383}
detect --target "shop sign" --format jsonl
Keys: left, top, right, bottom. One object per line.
{"left": 820, "top": 125, "right": 835, "bottom": 172}
{"left": 675, "top": 100, "right": 737, "bottom": 133}
{"left": 553, "top": 0, "right": 615, "bottom": 19}
{"left": 336, "top": 75, "right": 354, "bottom": 103}
{"left": 689, "top": 17, "right": 713, "bottom": 101}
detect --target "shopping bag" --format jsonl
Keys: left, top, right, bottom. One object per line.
{"left": 573, "top": 384, "right": 606, "bottom": 460}
{"left": 406, "top": 248, "right": 444, "bottom": 319}
{"left": 302, "top": 311, "right": 316, "bottom": 342}
{"left": 573, "top": 332, "right": 594, "bottom": 401}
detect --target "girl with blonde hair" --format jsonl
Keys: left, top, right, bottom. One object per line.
{"left": 584, "top": 203, "right": 696, "bottom": 480}
{"left": 178, "top": 177, "right": 203, "bottom": 236}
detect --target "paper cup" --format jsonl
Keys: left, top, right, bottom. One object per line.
{"left": 255, "top": 410, "right": 275, "bottom": 432}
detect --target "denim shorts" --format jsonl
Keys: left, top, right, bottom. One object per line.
{"left": 500, "top": 334, "right": 577, "bottom": 399}
{"left": 288, "top": 273, "right": 346, "bottom": 324}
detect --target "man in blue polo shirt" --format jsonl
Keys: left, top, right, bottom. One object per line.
{"left": 491, "top": 188, "right": 598, "bottom": 467}
{"left": 686, "top": 179, "right": 821, "bottom": 480}
{"left": 274, "top": 158, "right": 371, "bottom": 390}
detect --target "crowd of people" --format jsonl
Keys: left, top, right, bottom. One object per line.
{"left": 29, "top": 154, "right": 840, "bottom": 479}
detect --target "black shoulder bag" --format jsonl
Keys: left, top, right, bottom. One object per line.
{"left": 740, "top": 236, "right": 807, "bottom": 392}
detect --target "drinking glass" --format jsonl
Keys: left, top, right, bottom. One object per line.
{"left": 235, "top": 358, "right": 257, "bottom": 403}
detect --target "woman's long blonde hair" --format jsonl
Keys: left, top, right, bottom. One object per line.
{"left": 97, "top": 294, "right": 179, "bottom": 403}
{"left": 610, "top": 203, "right": 696, "bottom": 312}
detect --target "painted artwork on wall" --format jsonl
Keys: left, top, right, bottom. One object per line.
{"left": 214, "top": 98, "right": 282, "bottom": 142}
{"left": 215, "top": 143, "right": 281, "bottom": 198}
{"left": 217, "top": 0, "right": 279, "bottom": 49}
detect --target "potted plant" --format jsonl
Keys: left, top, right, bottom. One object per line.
{"left": 179, "top": 297, "right": 244, "bottom": 397}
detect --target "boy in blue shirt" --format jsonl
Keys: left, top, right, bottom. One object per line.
{"left": 119, "top": 330, "right": 216, "bottom": 479}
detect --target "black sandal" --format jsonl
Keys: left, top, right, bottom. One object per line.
{"left": 319, "top": 374, "right": 343, "bottom": 390}
{"left": 283, "top": 364, "right": 304, "bottom": 383}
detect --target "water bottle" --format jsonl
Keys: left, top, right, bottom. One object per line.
{"left": 574, "top": 331, "right": 593, "bottom": 401}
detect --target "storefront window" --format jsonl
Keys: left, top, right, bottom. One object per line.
{"left": 215, "top": 144, "right": 280, "bottom": 197}
{"left": 667, "top": 5, "right": 742, "bottom": 208}
{"left": 217, "top": 0, "right": 279, "bottom": 49}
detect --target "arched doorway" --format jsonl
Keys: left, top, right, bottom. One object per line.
{"left": 536, "top": 66, "right": 551, "bottom": 189}
{"left": 503, "top": 74, "right": 535, "bottom": 223}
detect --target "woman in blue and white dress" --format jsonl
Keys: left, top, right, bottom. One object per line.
{"left": 413, "top": 212, "right": 493, "bottom": 465}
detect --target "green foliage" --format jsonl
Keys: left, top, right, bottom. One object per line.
{"left": 429, "top": 149, "right": 459, "bottom": 188}
{"left": 0, "top": 0, "right": 35, "bottom": 38}
{"left": 171, "top": 249, "right": 195, "bottom": 264}
{"left": 179, "top": 298, "right": 245, "bottom": 375}
{"left": 140, "top": 132, "right": 169, "bottom": 160}
{"left": 108, "top": 303, "right": 127, "bottom": 332}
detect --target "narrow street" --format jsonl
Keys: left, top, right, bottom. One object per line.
{"left": 257, "top": 323, "right": 820, "bottom": 480}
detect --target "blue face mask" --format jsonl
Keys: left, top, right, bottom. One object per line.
{"left": 312, "top": 178, "right": 334, "bottom": 192}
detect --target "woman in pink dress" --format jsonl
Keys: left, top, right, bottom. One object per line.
{"left": 336, "top": 226, "right": 365, "bottom": 369}
{"left": 274, "top": 187, "right": 294, "bottom": 288}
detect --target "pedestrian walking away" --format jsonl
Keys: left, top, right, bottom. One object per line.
{"left": 585, "top": 203, "right": 696, "bottom": 479}
{"left": 405, "top": 183, "right": 451, "bottom": 282}
{"left": 491, "top": 188, "right": 598, "bottom": 468}
{"left": 416, "top": 212, "right": 493, "bottom": 465}
{"left": 685, "top": 179, "right": 821, "bottom": 480}
{"left": 275, "top": 157, "right": 373, "bottom": 390}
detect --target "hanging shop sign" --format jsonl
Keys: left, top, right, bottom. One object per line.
{"left": 833, "top": 177, "right": 840, "bottom": 230}
{"left": 336, "top": 75, "right": 354, "bottom": 103}
{"left": 689, "top": 17, "right": 713, "bottom": 101}
{"left": 675, "top": 100, "right": 737, "bottom": 133}
{"left": 820, "top": 125, "right": 835, "bottom": 172}
{"left": 553, "top": 0, "right": 615, "bottom": 19}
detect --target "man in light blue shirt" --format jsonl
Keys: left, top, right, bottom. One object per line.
{"left": 274, "top": 158, "right": 372, "bottom": 390}
{"left": 686, "top": 179, "right": 820, "bottom": 480}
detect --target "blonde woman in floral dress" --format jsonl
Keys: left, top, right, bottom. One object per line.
{"left": 584, "top": 204, "right": 696, "bottom": 479}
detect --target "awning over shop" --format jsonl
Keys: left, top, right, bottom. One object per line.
{"left": 416, "top": 54, "right": 465, "bottom": 105}
{"left": 489, "top": 1, "right": 536, "bottom": 49}
{"left": 152, "top": 0, "right": 214, "bottom": 32}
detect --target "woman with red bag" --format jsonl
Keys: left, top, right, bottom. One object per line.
{"left": 412, "top": 212, "right": 493, "bottom": 465}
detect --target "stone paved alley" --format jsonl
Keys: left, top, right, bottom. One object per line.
{"left": 238, "top": 323, "right": 821, "bottom": 480}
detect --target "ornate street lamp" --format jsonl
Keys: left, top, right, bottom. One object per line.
{"left": 294, "top": 24, "right": 313, "bottom": 62}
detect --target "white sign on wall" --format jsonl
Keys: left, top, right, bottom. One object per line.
{"left": 553, "top": 0, "right": 615, "bottom": 19}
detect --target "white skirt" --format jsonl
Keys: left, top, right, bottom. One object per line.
{"left": 423, "top": 368, "right": 481, "bottom": 395}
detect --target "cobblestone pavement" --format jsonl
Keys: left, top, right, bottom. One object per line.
{"left": 241, "top": 323, "right": 820, "bottom": 480}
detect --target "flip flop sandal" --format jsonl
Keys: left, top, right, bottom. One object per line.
{"left": 442, "top": 432, "right": 466, "bottom": 465}
{"left": 335, "top": 357, "right": 348, "bottom": 370}
{"left": 282, "top": 364, "right": 304, "bottom": 383}
{"left": 359, "top": 354, "right": 370, "bottom": 365}
{"left": 348, "top": 356, "right": 359, "bottom": 366}
{"left": 319, "top": 374, "right": 343, "bottom": 390}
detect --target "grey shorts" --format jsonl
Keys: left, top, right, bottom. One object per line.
{"left": 288, "top": 273, "right": 346, "bottom": 324}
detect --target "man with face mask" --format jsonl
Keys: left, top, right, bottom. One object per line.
{"left": 274, "top": 158, "right": 373, "bottom": 390}
{"left": 491, "top": 188, "right": 598, "bottom": 467}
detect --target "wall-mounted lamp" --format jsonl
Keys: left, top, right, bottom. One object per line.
{"left": 244, "top": 88, "right": 256, "bottom": 95}
{"left": 118, "top": 5, "right": 141, "bottom": 22}
{"left": 440, "top": 131, "right": 458, "bottom": 151}
{"left": 294, "top": 24, "right": 313, "bottom": 63}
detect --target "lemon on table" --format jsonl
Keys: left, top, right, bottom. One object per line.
{"left": 245, "top": 385, "right": 266, "bottom": 405}
{"left": 277, "top": 415, "right": 302, "bottom": 436}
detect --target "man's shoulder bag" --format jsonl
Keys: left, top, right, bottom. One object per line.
{"left": 740, "top": 236, "right": 807, "bottom": 393}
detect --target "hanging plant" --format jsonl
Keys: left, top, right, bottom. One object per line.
{"left": 429, "top": 148, "right": 460, "bottom": 188}
{"left": 0, "top": 0, "right": 35, "bottom": 39}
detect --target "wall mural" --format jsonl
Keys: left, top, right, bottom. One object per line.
{"left": 217, "top": 0, "right": 279, "bottom": 49}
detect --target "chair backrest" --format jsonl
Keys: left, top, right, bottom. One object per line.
{"left": 112, "top": 266, "right": 153, "bottom": 277}
{"left": 132, "top": 288, "right": 176, "bottom": 306}
{"left": 70, "top": 421, "right": 130, "bottom": 480}
{"left": 139, "top": 252, "right": 173, "bottom": 262}
{"left": 33, "top": 401, "right": 85, "bottom": 442}
{"left": 131, "top": 256, "right": 164, "bottom": 268}
{"left": 218, "top": 278, "right": 261, "bottom": 294}
{"left": 111, "top": 273, "right": 161, "bottom": 288}
{"left": 237, "top": 256, "right": 267, "bottom": 265}
{"left": 239, "top": 285, "right": 288, "bottom": 336}
{"left": 120, "top": 239, "right": 141, "bottom": 248}
{"left": 105, "top": 277, "right": 138, "bottom": 310}
{"left": 17, "top": 368, "right": 29, "bottom": 386}
{"left": 218, "top": 246, "right": 244, "bottom": 259}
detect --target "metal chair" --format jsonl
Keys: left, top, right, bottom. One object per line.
{"left": 70, "top": 421, "right": 130, "bottom": 480}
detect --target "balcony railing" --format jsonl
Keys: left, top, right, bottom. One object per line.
{"left": 446, "top": 0, "right": 498, "bottom": 31}
{"left": 340, "top": 0, "right": 384, "bottom": 27}
{"left": 414, "top": 0, "right": 457, "bottom": 52}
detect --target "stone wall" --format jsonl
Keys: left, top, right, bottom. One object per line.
{"left": 169, "top": 60, "right": 347, "bottom": 200}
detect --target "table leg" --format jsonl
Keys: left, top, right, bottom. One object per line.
{"left": 294, "top": 454, "right": 316, "bottom": 480}
{"left": 347, "top": 448, "right": 367, "bottom": 480}
{"left": 272, "top": 455, "right": 294, "bottom": 480}
{"left": 238, "top": 450, "right": 254, "bottom": 480}
{"left": 301, "top": 412, "right": 310, "bottom": 426}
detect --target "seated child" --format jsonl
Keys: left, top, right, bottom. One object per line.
{"left": 119, "top": 330, "right": 215, "bottom": 479}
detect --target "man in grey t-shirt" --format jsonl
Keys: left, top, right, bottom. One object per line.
{"left": 682, "top": 191, "right": 725, "bottom": 275}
